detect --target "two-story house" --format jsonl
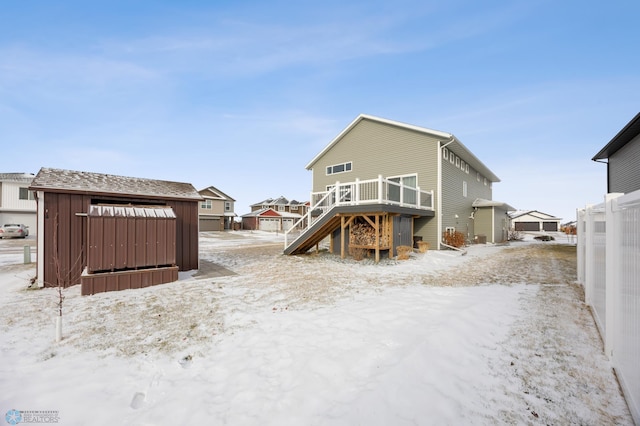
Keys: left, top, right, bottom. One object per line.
{"left": 0, "top": 172, "right": 37, "bottom": 233}
{"left": 241, "top": 196, "right": 309, "bottom": 231}
{"left": 198, "top": 186, "right": 236, "bottom": 231}
{"left": 284, "top": 114, "right": 512, "bottom": 260}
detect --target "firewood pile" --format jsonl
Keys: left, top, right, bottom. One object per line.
{"left": 349, "top": 221, "right": 389, "bottom": 247}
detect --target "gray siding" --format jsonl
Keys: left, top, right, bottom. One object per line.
{"left": 312, "top": 119, "right": 439, "bottom": 193}
{"left": 474, "top": 208, "right": 492, "bottom": 242}
{"left": 493, "top": 206, "right": 510, "bottom": 243}
{"left": 609, "top": 134, "right": 640, "bottom": 194}
{"left": 441, "top": 149, "right": 492, "bottom": 243}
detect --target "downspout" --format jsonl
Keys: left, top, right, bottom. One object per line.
{"left": 437, "top": 137, "right": 455, "bottom": 250}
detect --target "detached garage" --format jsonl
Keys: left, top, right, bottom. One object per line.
{"left": 509, "top": 210, "right": 562, "bottom": 232}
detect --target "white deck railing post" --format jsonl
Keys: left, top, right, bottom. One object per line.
{"left": 378, "top": 175, "right": 383, "bottom": 203}
{"left": 355, "top": 178, "right": 360, "bottom": 204}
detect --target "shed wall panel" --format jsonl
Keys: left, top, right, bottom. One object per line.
{"left": 41, "top": 192, "right": 197, "bottom": 288}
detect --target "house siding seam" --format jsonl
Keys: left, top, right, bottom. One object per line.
{"left": 609, "top": 134, "right": 640, "bottom": 194}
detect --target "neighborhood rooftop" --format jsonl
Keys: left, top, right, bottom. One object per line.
{"left": 29, "top": 167, "right": 202, "bottom": 201}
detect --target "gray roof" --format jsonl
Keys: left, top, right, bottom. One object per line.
{"left": 593, "top": 112, "right": 640, "bottom": 160}
{"left": 472, "top": 198, "right": 515, "bottom": 211}
{"left": 29, "top": 168, "right": 202, "bottom": 201}
{"left": 0, "top": 172, "right": 35, "bottom": 183}
{"left": 251, "top": 196, "right": 307, "bottom": 207}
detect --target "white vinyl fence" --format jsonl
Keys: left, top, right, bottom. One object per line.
{"left": 578, "top": 190, "right": 640, "bottom": 425}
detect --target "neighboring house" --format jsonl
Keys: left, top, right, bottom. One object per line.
{"left": 509, "top": 210, "right": 562, "bottom": 232}
{"left": 592, "top": 111, "right": 640, "bottom": 193}
{"left": 29, "top": 168, "right": 202, "bottom": 295}
{"left": 0, "top": 173, "right": 37, "bottom": 233}
{"left": 284, "top": 114, "right": 510, "bottom": 260}
{"left": 242, "top": 196, "right": 309, "bottom": 231}
{"left": 198, "top": 185, "right": 236, "bottom": 231}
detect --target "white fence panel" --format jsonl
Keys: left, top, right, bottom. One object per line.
{"left": 579, "top": 190, "right": 640, "bottom": 425}
{"left": 612, "top": 191, "right": 640, "bottom": 424}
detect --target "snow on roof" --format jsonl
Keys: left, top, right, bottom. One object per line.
{"left": 29, "top": 168, "right": 202, "bottom": 201}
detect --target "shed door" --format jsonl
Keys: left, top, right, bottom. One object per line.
{"left": 542, "top": 222, "right": 558, "bottom": 232}
{"left": 515, "top": 222, "right": 539, "bottom": 231}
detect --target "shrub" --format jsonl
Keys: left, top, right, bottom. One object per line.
{"left": 442, "top": 231, "right": 465, "bottom": 248}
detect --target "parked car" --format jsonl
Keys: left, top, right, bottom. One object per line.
{"left": 0, "top": 224, "right": 29, "bottom": 239}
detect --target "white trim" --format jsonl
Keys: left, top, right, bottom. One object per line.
{"left": 36, "top": 191, "right": 45, "bottom": 288}
{"left": 437, "top": 142, "right": 444, "bottom": 250}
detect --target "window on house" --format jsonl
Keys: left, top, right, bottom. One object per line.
{"left": 477, "top": 172, "right": 480, "bottom": 182}
{"left": 19, "top": 187, "right": 35, "bottom": 200}
{"left": 291, "top": 205, "right": 298, "bottom": 211}
{"left": 225, "top": 201, "right": 231, "bottom": 211}
{"left": 443, "top": 148, "right": 449, "bottom": 160}
{"left": 461, "top": 160, "right": 465, "bottom": 171}
{"left": 463, "top": 181, "right": 467, "bottom": 198}
{"left": 278, "top": 205, "right": 285, "bottom": 212}
{"left": 201, "top": 199, "right": 212, "bottom": 209}
{"left": 455, "top": 157, "right": 460, "bottom": 167}
{"left": 484, "top": 178, "right": 487, "bottom": 186}
{"left": 326, "top": 161, "right": 352, "bottom": 175}
{"left": 445, "top": 226, "right": 455, "bottom": 234}
{"left": 465, "top": 164, "right": 469, "bottom": 174}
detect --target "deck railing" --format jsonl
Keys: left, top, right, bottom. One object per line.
{"left": 284, "top": 175, "right": 434, "bottom": 249}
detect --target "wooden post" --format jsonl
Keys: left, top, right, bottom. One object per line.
{"left": 374, "top": 214, "right": 380, "bottom": 263}
{"left": 388, "top": 214, "right": 394, "bottom": 259}
{"left": 340, "top": 215, "right": 346, "bottom": 259}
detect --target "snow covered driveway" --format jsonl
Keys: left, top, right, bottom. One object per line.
{"left": 0, "top": 232, "right": 633, "bottom": 425}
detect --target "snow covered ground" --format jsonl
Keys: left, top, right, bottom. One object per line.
{"left": 0, "top": 231, "right": 633, "bottom": 425}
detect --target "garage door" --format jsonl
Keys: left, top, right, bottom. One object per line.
{"left": 282, "top": 218, "right": 294, "bottom": 231}
{"left": 542, "top": 222, "right": 558, "bottom": 232}
{"left": 199, "top": 218, "right": 221, "bottom": 232}
{"left": 515, "top": 222, "right": 539, "bottom": 231}
{"left": 259, "top": 218, "right": 280, "bottom": 231}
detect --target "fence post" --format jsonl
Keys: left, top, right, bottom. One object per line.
{"left": 355, "top": 178, "right": 360, "bottom": 205}
{"left": 583, "top": 204, "right": 595, "bottom": 306}
{"left": 604, "top": 193, "right": 623, "bottom": 359}
{"left": 378, "top": 175, "right": 383, "bottom": 203}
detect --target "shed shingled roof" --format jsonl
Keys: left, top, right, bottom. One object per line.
{"left": 29, "top": 168, "right": 202, "bottom": 201}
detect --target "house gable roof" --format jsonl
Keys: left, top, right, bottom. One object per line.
{"left": 305, "top": 114, "right": 500, "bottom": 182}
{"left": 199, "top": 185, "right": 235, "bottom": 201}
{"left": 509, "top": 210, "right": 561, "bottom": 221}
{"left": 592, "top": 112, "right": 640, "bottom": 160}
{"left": 29, "top": 168, "right": 202, "bottom": 201}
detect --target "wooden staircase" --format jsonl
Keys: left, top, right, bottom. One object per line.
{"left": 283, "top": 207, "right": 340, "bottom": 255}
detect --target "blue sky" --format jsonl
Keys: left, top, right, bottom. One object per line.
{"left": 2, "top": 1, "right": 638, "bottom": 220}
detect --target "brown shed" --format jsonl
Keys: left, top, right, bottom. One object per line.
{"left": 29, "top": 168, "right": 202, "bottom": 294}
